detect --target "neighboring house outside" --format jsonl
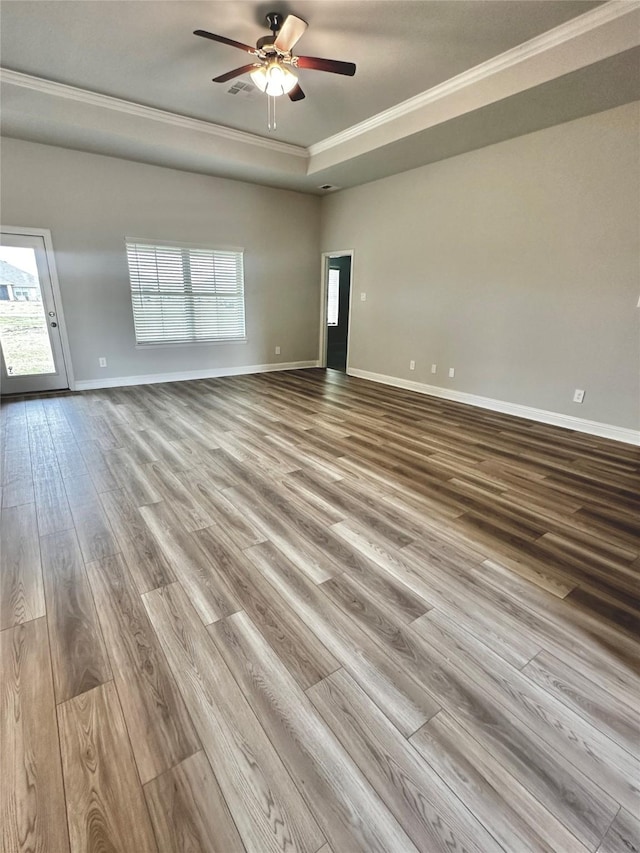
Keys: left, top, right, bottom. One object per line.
{"left": 0, "top": 259, "right": 40, "bottom": 300}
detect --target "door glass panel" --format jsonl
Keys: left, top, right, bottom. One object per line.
{"left": 327, "top": 269, "right": 340, "bottom": 326}
{"left": 0, "top": 246, "right": 55, "bottom": 376}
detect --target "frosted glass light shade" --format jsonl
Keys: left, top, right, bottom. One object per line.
{"left": 251, "top": 62, "right": 298, "bottom": 96}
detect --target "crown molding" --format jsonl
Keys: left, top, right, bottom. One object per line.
{"left": 2, "top": 0, "right": 637, "bottom": 176}
{"left": 308, "top": 0, "right": 640, "bottom": 156}
{"left": 0, "top": 68, "right": 309, "bottom": 159}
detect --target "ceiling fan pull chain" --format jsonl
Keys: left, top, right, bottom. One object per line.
{"left": 267, "top": 94, "right": 277, "bottom": 132}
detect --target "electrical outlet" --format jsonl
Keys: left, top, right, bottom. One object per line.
{"left": 409, "top": 360, "right": 415, "bottom": 371}
{"left": 573, "top": 389, "right": 585, "bottom": 403}
{"left": 360, "top": 292, "right": 367, "bottom": 302}
{"left": 431, "top": 364, "right": 437, "bottom": 374}
{"left": 98, "top": 357, "right": 107, "bottom": 368}
{"left": 275, "top": 346, "right": 281, "bottom": 355}
{"left": 448, "top": 367, "right": 455, "bottom": 378}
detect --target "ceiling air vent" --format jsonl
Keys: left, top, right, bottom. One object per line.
{"left": 226, "top": 80, "right": 258, "bottom": 99}
{"left": 319, "top": 185, "right": 339, "bottom": 191}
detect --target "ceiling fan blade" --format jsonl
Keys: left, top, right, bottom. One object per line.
{"left": 288, "top": 83, "right": 306, "bottom": 102}
{"left": 194, "top": 29, "right": 257, "bottom": 54}
{"left": 212, "top": 64, "right": 259, "bottom": 84}
{"left": 295, "top": 55, "right": 356, "bottom": 76}
{"left": 274, "top": 14, "right": 308, "bottom": 52}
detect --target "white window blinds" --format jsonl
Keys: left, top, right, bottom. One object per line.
{"left": 126, "top": 241, "right": 246, "bottom": 345}
{"left": 327, "top": 268, "right": 340, "bottom": 326}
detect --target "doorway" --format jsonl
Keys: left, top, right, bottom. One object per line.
{"left": 322, "top": 252, "right": 352, "bottom": 372}
{"left": 0, "top": 228, "right": 71, "bottom": 394}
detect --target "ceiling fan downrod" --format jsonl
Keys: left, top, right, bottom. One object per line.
{"left": 256, "top": 12, "right": 282, "bottom": 50}
{"left": 266, "top": 12, "right": 282, "bottom": 36}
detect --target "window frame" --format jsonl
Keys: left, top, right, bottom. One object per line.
{"left": 125, "top": 237, "right": 247, "bottom": 348}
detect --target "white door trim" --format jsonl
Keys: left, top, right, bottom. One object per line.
{"left": 1, "top": 226, "right": 75, "bottom": 391}
{"left": 318, "top": 249, "right": 354, "bottom": 371}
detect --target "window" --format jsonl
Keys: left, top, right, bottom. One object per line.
{"left": 126, "top": 240, "right": 246, "bottom": 345}
{"left": 327, "top": 268, "right": 340, "bottom": 326}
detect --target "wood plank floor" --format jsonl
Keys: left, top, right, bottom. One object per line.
{"left": 1, "top": 368, "right": 639, "bottom": 853}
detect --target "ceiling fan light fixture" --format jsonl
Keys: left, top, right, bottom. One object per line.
{"left": 251, "top": 60, "right": 298, "bottom": 96}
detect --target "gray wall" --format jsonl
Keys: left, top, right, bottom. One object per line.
{"left": 321, "top": 102, "right": 640, "bottom": 430}
{"left": 0, "top": 138, "right": 321, "bottom": 383}
{"left": 2, "top": 104, "right": 638, "bottom": 431}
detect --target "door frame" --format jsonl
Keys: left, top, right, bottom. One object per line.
{"left": 0, "top": 226, "right": 75, "bottom": 391}
{"left": 318, "top": 249, "right": 354, "bottom": 371}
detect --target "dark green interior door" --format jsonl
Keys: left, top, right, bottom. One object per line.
{"left": 326, "top": 256, "right": 351, "bottom": 372}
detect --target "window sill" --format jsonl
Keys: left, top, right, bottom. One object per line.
{"left": 135, "top": 338, "right": 247, "bottom": 350}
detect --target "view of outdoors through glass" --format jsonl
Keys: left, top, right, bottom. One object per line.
{"left": 0, "top": 246, "right": 55, "bottom": 376}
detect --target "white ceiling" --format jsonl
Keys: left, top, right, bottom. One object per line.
{"left": 1, "top": 0, "right": 639, "bottom": 192}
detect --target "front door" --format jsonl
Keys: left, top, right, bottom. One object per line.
{"left": 0, "top": 231, "right": 69, "bottom": 394}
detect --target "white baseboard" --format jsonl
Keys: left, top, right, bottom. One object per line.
{"left": 348, "top": 368, "right": 640, "bottom": 446}
{"left": 73, "top": 360, "right": 320, "bottom": 391}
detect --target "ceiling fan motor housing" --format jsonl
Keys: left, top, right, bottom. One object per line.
{"left": 256, "top": 37, "right": 278, "bottom": 51}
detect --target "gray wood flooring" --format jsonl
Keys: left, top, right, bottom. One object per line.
{"left": 2, "top": 368, "right": 639, "bottom": 852}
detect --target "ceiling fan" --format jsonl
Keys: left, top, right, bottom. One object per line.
{"left": 194, "top": 12, "right": 356, "bottom": 103}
